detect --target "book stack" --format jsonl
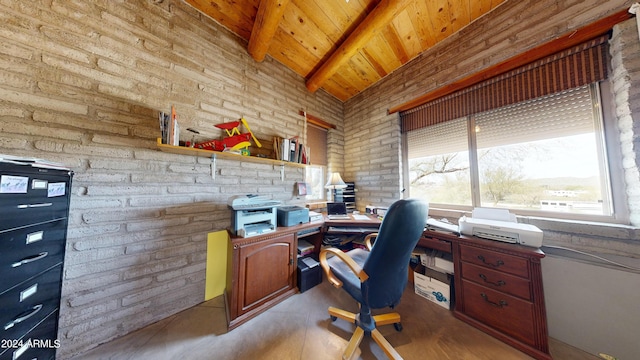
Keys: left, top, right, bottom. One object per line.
{"left": 159, "top": 105, "right": 180, "bottom": 146}
{"left": 272, "top": 136, "right": 309, "bottom": 164}
{"left": 297, "top": 239, "right": 315, "bottom": 257}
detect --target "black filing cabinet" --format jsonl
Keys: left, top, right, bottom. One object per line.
{"left": 0, "top": 161, "right": 72, "bottom": 360}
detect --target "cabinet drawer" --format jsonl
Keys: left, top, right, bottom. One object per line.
{"left": 461, "top": 262, "right": 531, "bottom": 300}
{"left": 0, "top": 219, "right": 66, "bottom": 293}
{"left": 0, "top": 310, "right": 58, "bottom": 360}
{"left": 0, "top": 170, "right": 71, "bottom": 232}
{"left": 461, "top": 280, "right": 535, "bottom": 346}
{"left": 0, "top": 265, "right": 62, "bottom": 341}
{"left": 460, "top": 245, "right": 529, "bottom": 278}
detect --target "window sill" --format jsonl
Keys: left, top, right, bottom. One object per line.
{"left": 541, "top": 245, "right": 640, "bottom": 274}
{"left": 428, "top": 207, "right": 640, "bottom": 258}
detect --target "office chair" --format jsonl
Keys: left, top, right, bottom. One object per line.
{"left": 319, "top": 199, "right": 429, "bottom": 360}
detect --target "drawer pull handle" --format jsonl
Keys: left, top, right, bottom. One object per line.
{"left": 479, "top": 274, "right": 506, "bottom": 287}
{"left": 477, "top": 255, "right": 504, "bottom": 268}
{"left": 480, "top": 293, "right": 508, "bottom": 308}
{"left": 4, "top": 304, "right": 43, "bottom": 330}
{"left": 11, "top": 252, "right": 49, "bottom": 268}
{"left": 17, "top": 202, "right": 53, "bottom": 209}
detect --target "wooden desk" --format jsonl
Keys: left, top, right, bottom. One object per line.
{"left": 225, "top": 220, "right": 323, "bottom": 330}
{"left": 322, "top": 213, "right": 382, "bottom": 227}
{"left": 420, "top": 230, "right": 551, "bottom": 360}
{"left": 225, "top": 214, "right": 381, "bottom": 330}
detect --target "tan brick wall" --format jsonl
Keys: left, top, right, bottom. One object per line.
{"left": 0, "top": 0, "right": 342, "bottom": 357}
{"left": 611, "top": 18, "right": 640, "bottom": 225}
{"left": 344, "top": 0, "right": 640, "bottom": 257}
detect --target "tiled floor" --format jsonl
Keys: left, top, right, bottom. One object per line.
{"left": 74, "top": 280, "right": 599, "bottom": 360}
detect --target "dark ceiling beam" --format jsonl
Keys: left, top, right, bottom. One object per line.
{"left": 248, "top": 0, "right": 291, "bottom": 62}
{"left": 305, "top": 0, "right": 413, "bottom": 93}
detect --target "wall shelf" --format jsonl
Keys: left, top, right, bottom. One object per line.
{"left": 156, "top": 138, "right": 307, "bottom": 168}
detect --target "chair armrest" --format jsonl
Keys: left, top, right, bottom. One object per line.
{"left": 319, "top": 248, "right": 370, "bottom": 288}
{"left": 363, "top": 233, "right": 378, "bottom": 250}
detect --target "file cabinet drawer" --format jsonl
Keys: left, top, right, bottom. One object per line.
{"left": 0, "top": 265, "right": 62, "bottom": 341}
{"left": 0, "top": 167, "right": 71, "bottom": 232}
{"left": 461, "top": 279, "right": 536, "bottom": 347}
{"left": 460, "top": 245, "right": 529, "bottom": 278}
{"left": 1, "top": 219, "right": 66, "bottom": 293}
{"left": 0, "top": 310, "right": 58, "bottom": 360}
{"left": 461, "top": 262, "right": 531, "bottom": 300}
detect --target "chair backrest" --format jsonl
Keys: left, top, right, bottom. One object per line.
{"left": 361, "top": 199, "right": 429, "bottom": 309}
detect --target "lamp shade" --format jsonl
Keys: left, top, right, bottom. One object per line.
{"left": 325, "top": 172, "right": 347, "bottom": 189}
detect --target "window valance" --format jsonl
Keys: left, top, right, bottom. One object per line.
{"left": 400, "top": 34, "right": 610, "bottom": 133}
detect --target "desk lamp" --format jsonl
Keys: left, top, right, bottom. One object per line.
{"left": 325, "top": 172, "right": 347, "bottom": 202}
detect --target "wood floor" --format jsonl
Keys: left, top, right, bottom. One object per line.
{"left": 74, "top": 280, "right": 600, "bottom": 360}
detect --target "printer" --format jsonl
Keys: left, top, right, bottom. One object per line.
{"left": 277, "top": 206, "right": 309, "bottom": 227}
{"left": 228, "top": 194, "right": 281, "bottom": 237}
{"left": 458, "top": 208, "right": 543, "bottom": 248}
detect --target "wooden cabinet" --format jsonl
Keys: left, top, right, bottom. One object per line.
{"left": 452, "top": 236, "right": 551, "bottom": 360}
{"left": 225, "top": 222, "right": 322, "bottom": 330}
{"left": 237, "top": 233, "right": 295, "bottom": 313}
{"left": 0, "top": 161, "right": 72, "bottom": 360}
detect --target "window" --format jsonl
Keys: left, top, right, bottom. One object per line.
{"left": 305, "top": 166, "right": 326, "bottom": 200}
{"left": 405, "top": 83, "right": 616, "bottom": 221}
{"left": 407, "top": 117, "right": 471, "bottom": 206}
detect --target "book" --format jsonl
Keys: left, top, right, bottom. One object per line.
{"left": 297, "top": 239, "right": 314, "bottom": 256}
{"left": 282, "top": 138, "right": 289, "bottom": 161}
{"left": 289, "top": 136, "right": 298, "bottom": 162}
{"left": 159, "top": 111, "right": 170, "bottom": 144}
{"left": 272, "top": 135, "right": 308, "bottom": 163}
{"left": 169, "top": 105, "right": 179, "bottom": 146}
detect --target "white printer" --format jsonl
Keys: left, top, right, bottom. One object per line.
{"left": 458, "top": 208, "right": 543, "bottom": 248}
{"left": 228, "top": 194, "right": 281, "bottom": 237}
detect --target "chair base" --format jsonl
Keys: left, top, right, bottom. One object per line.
{"left": 328, "top": 306, "right": 403, "bottom": 360}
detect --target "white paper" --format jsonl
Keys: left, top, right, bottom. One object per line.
{"left": 47, "top": 182, "right": 66, "bottom": 197}
{"left": 471, "top": 207, "right": 516, "bottom": 222}
{"left": 0, "top": 175, "right": 28, "bottom": 193}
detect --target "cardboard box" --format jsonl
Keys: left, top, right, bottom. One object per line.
{"left": 416, "top": 247, "right": 454, "bottom": 274}
{"left": 414, "top": 267, "right": 452, "bottom": 310}
{"left": 434, "top": 256, "right": 454, "bottom": 274}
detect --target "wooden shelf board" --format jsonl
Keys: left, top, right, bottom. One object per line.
{"left": 156, "top": 139, "right": 307, "bottom": 168}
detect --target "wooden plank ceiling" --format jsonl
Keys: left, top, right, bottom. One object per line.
{"left": 183, "top": 0, "right": 506, "bottom": 101}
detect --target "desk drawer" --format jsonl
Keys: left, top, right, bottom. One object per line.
{"left": 0, "top": 310, "right": 58, "bottom": 360}
{"left": 460, "top": 245, "right": 529, "bottom": 278}
{"left": 418, "top": 236, "right": 452, "bottom": 253}
{"left": 1, "top": 219, "right": 67, "bottom": 293}
{"left": 461, "top": 262, "right": 531, "bottom": 300}
{"left": 0, "top": 265, "right": 62, "bottom": 341}
{"left": 461, "top": 279, "right": 535, "bottom": 346}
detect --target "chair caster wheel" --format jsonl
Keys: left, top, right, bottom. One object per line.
{"left": 394, "top": 323, "right": 403, "bottom": 332}
{"left": 330, "top": 315, "right": 337, "bottom": 322}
